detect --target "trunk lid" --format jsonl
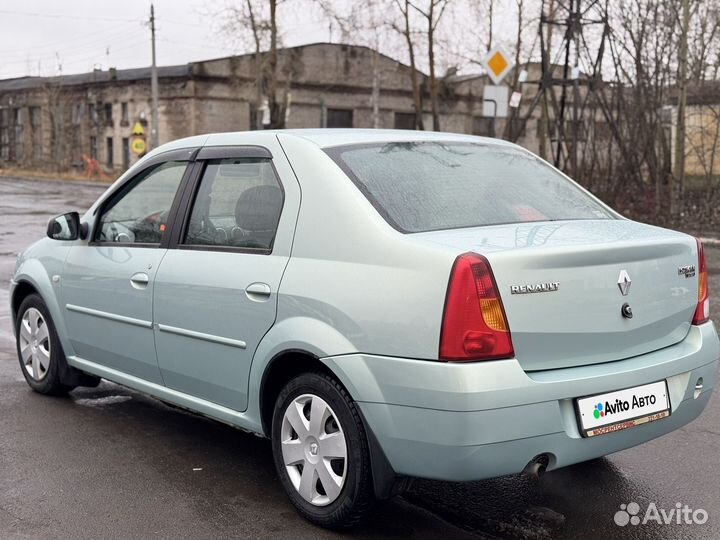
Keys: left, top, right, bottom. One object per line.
{"left": 417, "top": 220, "right": 699, "bottom": 371}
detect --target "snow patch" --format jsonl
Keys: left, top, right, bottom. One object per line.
{"left": 75, "top": 395, "right": 132, "bottom": 407}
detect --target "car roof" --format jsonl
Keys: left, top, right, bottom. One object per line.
{"left": 271, "top": 129, "right": 516, "bottom": 149}
{"left": 143, "top": 129, "right": 516, "bottom": 164}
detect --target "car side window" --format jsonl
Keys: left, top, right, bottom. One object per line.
{"left": 184, "top": 158, "right": 283, "bottom": 251}
{"left": 96, "top": 161, "right": 187, "bottom": 245}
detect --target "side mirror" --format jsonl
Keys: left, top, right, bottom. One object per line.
{"left": 47, "top": 212, "right": 87, "bottom": 241}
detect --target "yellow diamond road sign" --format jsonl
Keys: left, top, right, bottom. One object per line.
{"left": 482, "top": 46, "right": 514, "bottom": 85}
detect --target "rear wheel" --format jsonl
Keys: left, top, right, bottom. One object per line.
{"left": 271, "top": 372, "right": 374, "bottom": 529}
{"left": 15, "top": 294, "right": 76, "bottom": 395}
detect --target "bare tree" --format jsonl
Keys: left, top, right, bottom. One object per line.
{"left": 409, "top": 0, "right": 452, "bottom": 131}
{"left": 590, "top": 0, "right": 678, "bottom": 215}
{"left": 537, "top": 0, "right": 557, "bottom": 160}
{"left": 673, "top": 0, "right": 691, "bottom": 213}
{"left": 501, "top": 0, "right": 533, "bottom": 140}
{"left": 392, "top": 0, "right": 425, "bottom": 129}
{"left": 532, "top": 0, "right": 719, "bottom": 226}
{"left": 217, "top": 0, "right": 288, "bottom": 129}
{"left": 314, "top": 0, "right": 391, "bottom": 128}
{"left": 685, "top": 103, "right": 720, "bottom": 189}
{"left": 41, "top": 75, "right": 78, "bottom": 172}
{"left": 688, "top": 0, "right": 720, "bottom": 83}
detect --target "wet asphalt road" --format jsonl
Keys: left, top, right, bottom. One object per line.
{"left": 1, "top": 176, "right": 719, "bottom": 540}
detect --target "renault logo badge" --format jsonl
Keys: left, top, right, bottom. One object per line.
{"left": 618, "top": 270, "right": 631, "bottom": 296}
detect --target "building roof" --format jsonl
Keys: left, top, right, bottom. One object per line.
{"left": 198, "top": 42, "right": 420, "bottom": 73}
{"left": 0, "top": 64, "right": 191, "bottom": 92}
{"left": 669, "top": 81, "right": 720, "bottom": 106}
{"left": 0, "top": 42, "right": 420, "bottom": 93}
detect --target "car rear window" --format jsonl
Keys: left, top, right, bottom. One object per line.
{"left": 326, "top": 142, "right": 615, "bottom": 233}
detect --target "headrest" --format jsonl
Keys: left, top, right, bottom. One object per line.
{"left": 235, "top": 185, "right": 283, "bottom": 231}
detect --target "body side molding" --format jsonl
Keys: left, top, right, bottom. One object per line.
{"left": 157, "top": 323, "right": 247, "bottom": 349}
{"left": 66, "top": 304, "right": 153, "bottom": 329}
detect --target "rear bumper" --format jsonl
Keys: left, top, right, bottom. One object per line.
{"left": 322, "top": 322, "right": 720, "bottom": 482}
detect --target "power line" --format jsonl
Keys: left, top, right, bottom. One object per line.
{"left": 0, "top": 26, "right": 146, "bottom": 59}
{"left": 0, "top": 8, "right": 208, "bottom": 28}
{"left": 0, "top": 22, "right": 138, "bottom": 54}
{"left": 0, "top": 8, "right": 140, "bottom": 23}
{"left": 0, "top": 39, "right": 150, "bottom": 68}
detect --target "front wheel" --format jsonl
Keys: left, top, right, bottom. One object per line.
{"left": 15, "top": 294, "right": 75, "bottom": 395}
{"left": 271, "top": 372, "right": 374, "bottom": 529}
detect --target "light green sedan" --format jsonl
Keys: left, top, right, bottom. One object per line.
{"left": 10, "top": 130, "right": 718, "bottom": 529}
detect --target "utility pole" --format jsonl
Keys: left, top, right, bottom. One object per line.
{"left": 150, "top": 3, "right": 160, "bottom": 148}
{"left": 672, "top": 0, "right": 690, "bottom": 215}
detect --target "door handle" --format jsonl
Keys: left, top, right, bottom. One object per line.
{"left": 130, "top": 272, "right": 150, "bottom": 289}
{"left": 246, "top": 282, "right": 272, "bottom": 301}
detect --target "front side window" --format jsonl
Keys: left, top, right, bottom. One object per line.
{"left": 327, "top": 142, "right": 615, "bottom": 233}
{"left": 183, "top": 158, "right": 283, "bottom": 251}
{"left": 96, "top": 161, "right": 186, "bottom": 244}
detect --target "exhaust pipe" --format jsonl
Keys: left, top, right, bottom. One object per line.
{"left": 522, "top": 454, "right": 550, "bottom": 479}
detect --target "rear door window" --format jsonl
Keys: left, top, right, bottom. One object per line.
{"left": 183, "top": 158, "right": 284, "bottom": 251}
{"left": 326, "top": 142, "right": 615, "bottom": 233}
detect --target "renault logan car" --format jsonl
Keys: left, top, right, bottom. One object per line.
{"left": 10, "top": 130, "right": 718, "bottom": 528}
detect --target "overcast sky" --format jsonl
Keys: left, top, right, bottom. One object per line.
{"left": 0, "top": 0, "right": 336, "bottom": 80}
{"left": 0, "top": 0, "right": 529, "bottom": 81}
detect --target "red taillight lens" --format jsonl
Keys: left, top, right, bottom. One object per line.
{"left": 439, "top": 253, "right": 514, "bottom": 361}
{"left": 693, "top": 238, "right": 710, "bottom": 325}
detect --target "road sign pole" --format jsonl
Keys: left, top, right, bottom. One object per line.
{"left": 483, "top": 98, "right": 497, "bottom": 137}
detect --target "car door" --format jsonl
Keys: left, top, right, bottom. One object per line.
{"left": 62, "top": 153, "right": 193, "bottom": 384}
{"left": 153, "top": 143, "right": 300, "bottom": 411}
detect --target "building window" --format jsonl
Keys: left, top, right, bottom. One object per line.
{"left": 121, "top": 102, "right": 129, "bottom": 125}
{"left": 88, "top": 103, "right": 97, "bottom": 124}
{"left": 0, "top": 109, "right": 9, "bottom": 161}
{"left": 13, "top": 109, "right": 23, "bottom": 161}
{"left": 106, "top": 137, "right": 114, "bottom": 167}
{"left": 326, "top": 108, "right": 353, "bottom": 128}
{"left": 568, "top": 119, "right": 586, "bottom": 141}
{"left": 394, "top": 112, "right": 416, "bottom": 130}
{"left": 29, "top": 106, "right": 42, "bottom": 161}
{"left": 104, "top": 103, "right": 113, "bottom": 127}
{"left": 122, "top": 137, "right": 130, "bottom": 169}
{"left": 473, "top": 116, "right": 495, "bottom": 137}
{"left": 72, "top": 103, "right": 82, "bottom": 125}
{"left": 249, "top": 103, "right": 259, "bottom": 131}
{"left": 593, "top": 121, "right": 611, "bottom": 141}
{"left": 90, "top": 136, "right": 97, "bottom": 160}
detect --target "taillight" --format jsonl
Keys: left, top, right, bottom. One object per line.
{"left": 692, "top": 238, "right": 709, "bottom": 325}
{"left": 439, "top": 252, "right": 514, "bottom": 361}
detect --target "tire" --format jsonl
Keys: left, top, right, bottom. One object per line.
{"left": 15, "top": 294, "right": 76, "bottom": 395}
{"left": 271, "top": 372, "right": 374, "bottom": 529}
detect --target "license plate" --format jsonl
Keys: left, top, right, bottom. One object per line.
{"left": 576, "top": 380, "right": 670, "bottom": 437}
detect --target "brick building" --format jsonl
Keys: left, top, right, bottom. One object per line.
{"left": 0, "top": 42, "right": 541, "bottom": 174}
